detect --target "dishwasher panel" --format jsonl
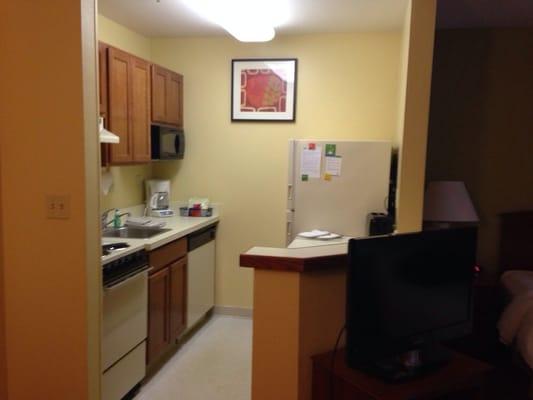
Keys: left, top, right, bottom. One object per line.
{"left": 187, "top": 225, "right": 216, "bottom": 329}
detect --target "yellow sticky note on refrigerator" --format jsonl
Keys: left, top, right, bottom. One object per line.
{"left": 324, "top": 173, "right": 332, "bottom": 181}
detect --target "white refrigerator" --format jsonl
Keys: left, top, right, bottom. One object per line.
{"left": 286, "top": 139, "right": 392, "bottom": 244}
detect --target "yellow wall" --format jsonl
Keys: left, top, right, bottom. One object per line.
{"left": 395, "top": 0, "right": 412, "bottom": 147}
{"left": 98, "top": 15, "right": 153, "bottom": 210}
{"left": 426, "top": 28, "right": 533, "bottom": 276}
{"left": 1, "top": 0, "right": 99, "bottom": 398}
{"left": 395, "top": 0, "right": 436, "bottom": 233}
{"left": 150, "top": 32, "right": 403, "bottom": 308}
{"left": 98, "top": 14, "right": 151, "bottom": 60}
{"left": 100, "top": 165, "right": 153, "bottom": 210}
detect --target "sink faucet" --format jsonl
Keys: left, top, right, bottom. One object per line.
{"left": 101, "top": 209, "right": 114, "bottom": 228}
{"left": 101, "top": 209, "right": 131, "bottom": 229}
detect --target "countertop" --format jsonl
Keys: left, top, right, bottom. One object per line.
{"left": 240, "top": 236, "right": 350, "bottom": 273}
{"left": 102, "top": 207, "right": 219, "bottom": 265}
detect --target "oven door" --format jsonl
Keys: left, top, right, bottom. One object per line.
{"left": 102, "top": 268, "right": 148, "bottom": 371}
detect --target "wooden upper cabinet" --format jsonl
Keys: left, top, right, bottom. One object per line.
{"left": 99, "top": 42, "right": 184, "bottom": 165}
{"left": 108, "top": 47, "right": 133, "bottom": 164}
{"left": 151, "top": 65, "right": 183, "bottom": 128}
{"left": 98, "top": 42, "right": 108, "bottom": 119}
{"left": 105, "top": 45, "right": 151, "bottom": 164}
{"left": 98, "top": 42, "right": 110, "bottom": 167}
{"left": 151, "top": 65, "right": 167, "bottom": 124}
{"left": 167, "top": 72, "right": 183, "bottom": 127}
{"left": 130, "top": 57, "right": 151, "bottom": 162}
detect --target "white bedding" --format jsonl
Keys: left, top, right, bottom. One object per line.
{"left": 498, "top": 270, "right": 533, "bottom": 369}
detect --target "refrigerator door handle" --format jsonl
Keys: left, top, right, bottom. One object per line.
{"left": 286, "top": 210, "right": 294, "bottom": 245}
{"left": 288, "top": 184, "right": 293, "bottom": 201}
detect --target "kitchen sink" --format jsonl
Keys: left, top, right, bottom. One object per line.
{"left": 102, "top": 227, "right": 172, "bottom": 239}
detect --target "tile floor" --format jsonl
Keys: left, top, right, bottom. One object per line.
{"left": 134, "top": 315, "right": 252, "bottom": 400}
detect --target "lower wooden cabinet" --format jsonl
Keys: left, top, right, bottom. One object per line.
{"left": 147, "top": 267, "right": 171, "bottom": 365}
{"left": 169, "top": 257, "right": 187, "bottom": 341}
{"left": 147, "top": 240, "right": 188, "bottom": 366}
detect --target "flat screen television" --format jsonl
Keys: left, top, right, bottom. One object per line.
{"left": 346, "top": 227, "right": 476, "bottom": 381}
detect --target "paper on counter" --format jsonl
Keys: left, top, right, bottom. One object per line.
{"left": 297, "top": 230, "right": 330, "bottom": 238}
{"left": 300, "top": 146, "right": 322, "bottom": 178}
{"left": 325, "top": 156, "right": 342, "bottom": 177}
{"left": 125, "top": 217, "right": 166, "bottom": 229}
{"left": 316, "top": 233, "right": 342, "bottom": 240}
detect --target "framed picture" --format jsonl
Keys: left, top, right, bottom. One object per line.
{"left": 231, "top": 58, "right": 297, "bottom": 122}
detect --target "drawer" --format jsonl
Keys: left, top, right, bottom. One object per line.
{"left": 149, "top": 237, "right": 187, "bottom": 273}
{"left": 102, "top": 341, "right": 145, "bottom": 400}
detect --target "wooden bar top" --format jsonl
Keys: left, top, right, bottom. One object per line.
{"left": 240, "top": 237, "right": 349, "bottom": 273}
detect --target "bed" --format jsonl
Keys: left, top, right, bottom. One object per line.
{"left": 497, "top": 211, "right": 533, "bottom": 372}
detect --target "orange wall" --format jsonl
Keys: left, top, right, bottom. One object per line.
{"left": 426, "top": 28, "right": 533, "bottom": 276}
{"left": 252, "top": 270, "right": 301, "bottom": 400}
{"left": 251, "top": 268, "right": 346, "bottom": 400}
{"left": 298, "top": 271, "right": 346, "bottom": 400}
{"left": 0, "top": 1, "right": 95, "bottom": 398}
{"left": 0, "top": 164, "right": 6, "bottom": 400}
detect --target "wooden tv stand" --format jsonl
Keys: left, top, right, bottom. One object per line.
{"left": 312, "top": 348, "right": 493, "bottom": 400}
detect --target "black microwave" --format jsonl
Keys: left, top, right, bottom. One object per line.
{"left": 151, "top": 125, "right": 185, "bottom": 160}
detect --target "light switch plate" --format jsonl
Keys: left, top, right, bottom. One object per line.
{"left": 46, "top": 195, "right": 71, "bottom": 219}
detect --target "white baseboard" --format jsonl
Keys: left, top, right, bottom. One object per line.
{"left": 214, "top": 306, "right": 253, "bottom": 318}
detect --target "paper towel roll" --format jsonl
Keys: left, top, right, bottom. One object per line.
{"left": 101, "top": 170, "right": 113, "bottom": 195}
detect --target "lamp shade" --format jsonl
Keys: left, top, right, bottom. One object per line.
{"left": 423, "top": 181, "right": 479, "bottom": 222}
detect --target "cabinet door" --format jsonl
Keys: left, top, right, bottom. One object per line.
{"left": 166, "top": 71, "right": 183, "bottom": 128}
{"left": 169, "top": 257, "right": 187, "bottom": 341}
{"left": 151, "top": 65, "right": 167, "bottom": 124}
{"left": 148, "top": 267, "right": 170, "bottom": 365}
{"left": 98, "top": 42, "right": 108, "bottom": 120}
{"left": 98, "top": 42, "right": 110, "bottom": 167}
{"left": 130, "top": 56, "right": 151, "bottom": 162}
{"left": 108, "top": 47, "right": 133, "bottom": 163}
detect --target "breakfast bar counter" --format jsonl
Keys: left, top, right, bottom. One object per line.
{"left": 240, "top": 238, "right": 350, "bottom": 400}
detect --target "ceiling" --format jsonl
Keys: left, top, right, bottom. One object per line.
{"left": 437, "top": 0, "right": 533, "bottom": 29}
{"left": 98, "top": 0, "right": 410, "bottom": 37}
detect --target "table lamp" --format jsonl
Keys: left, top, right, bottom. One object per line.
{"left": 423, "top": 181, "right": 479, "bottom": 229}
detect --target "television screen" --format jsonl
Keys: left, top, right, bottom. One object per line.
{"left": 346, "top": 228, "right": 476, "bottom": 373}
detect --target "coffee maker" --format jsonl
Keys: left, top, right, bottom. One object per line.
{"left": 145, "top": 179, "right": 175, "bottom": 217}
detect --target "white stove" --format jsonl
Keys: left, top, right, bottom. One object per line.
{"left": 102, "top": 249, "right": 149, "bottom": 400}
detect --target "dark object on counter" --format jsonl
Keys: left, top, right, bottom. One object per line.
{"left": 367, "top": 212, "right": 394, "bottom": 236}
{"left": 179, "top": 207, "right": 213, "bottom": 217}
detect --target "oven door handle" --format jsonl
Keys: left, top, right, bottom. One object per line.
{"left": 104, "top": 266, "right": 153, "bottom": 291}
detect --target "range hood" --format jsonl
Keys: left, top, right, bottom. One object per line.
{"left": 99, "top": 116, "right": 120, "bottom": 144}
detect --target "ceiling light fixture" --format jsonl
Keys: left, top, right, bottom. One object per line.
{"left": 182, "top": 0, "right": 289, "bottom": 42}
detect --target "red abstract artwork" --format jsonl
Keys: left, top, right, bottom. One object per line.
{"left": 240, "top": 69, "right": 287, "bottom": 113}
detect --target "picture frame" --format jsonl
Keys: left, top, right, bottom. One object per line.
{"left": 231, "top": 58, "right": 297, "bottom": 122}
